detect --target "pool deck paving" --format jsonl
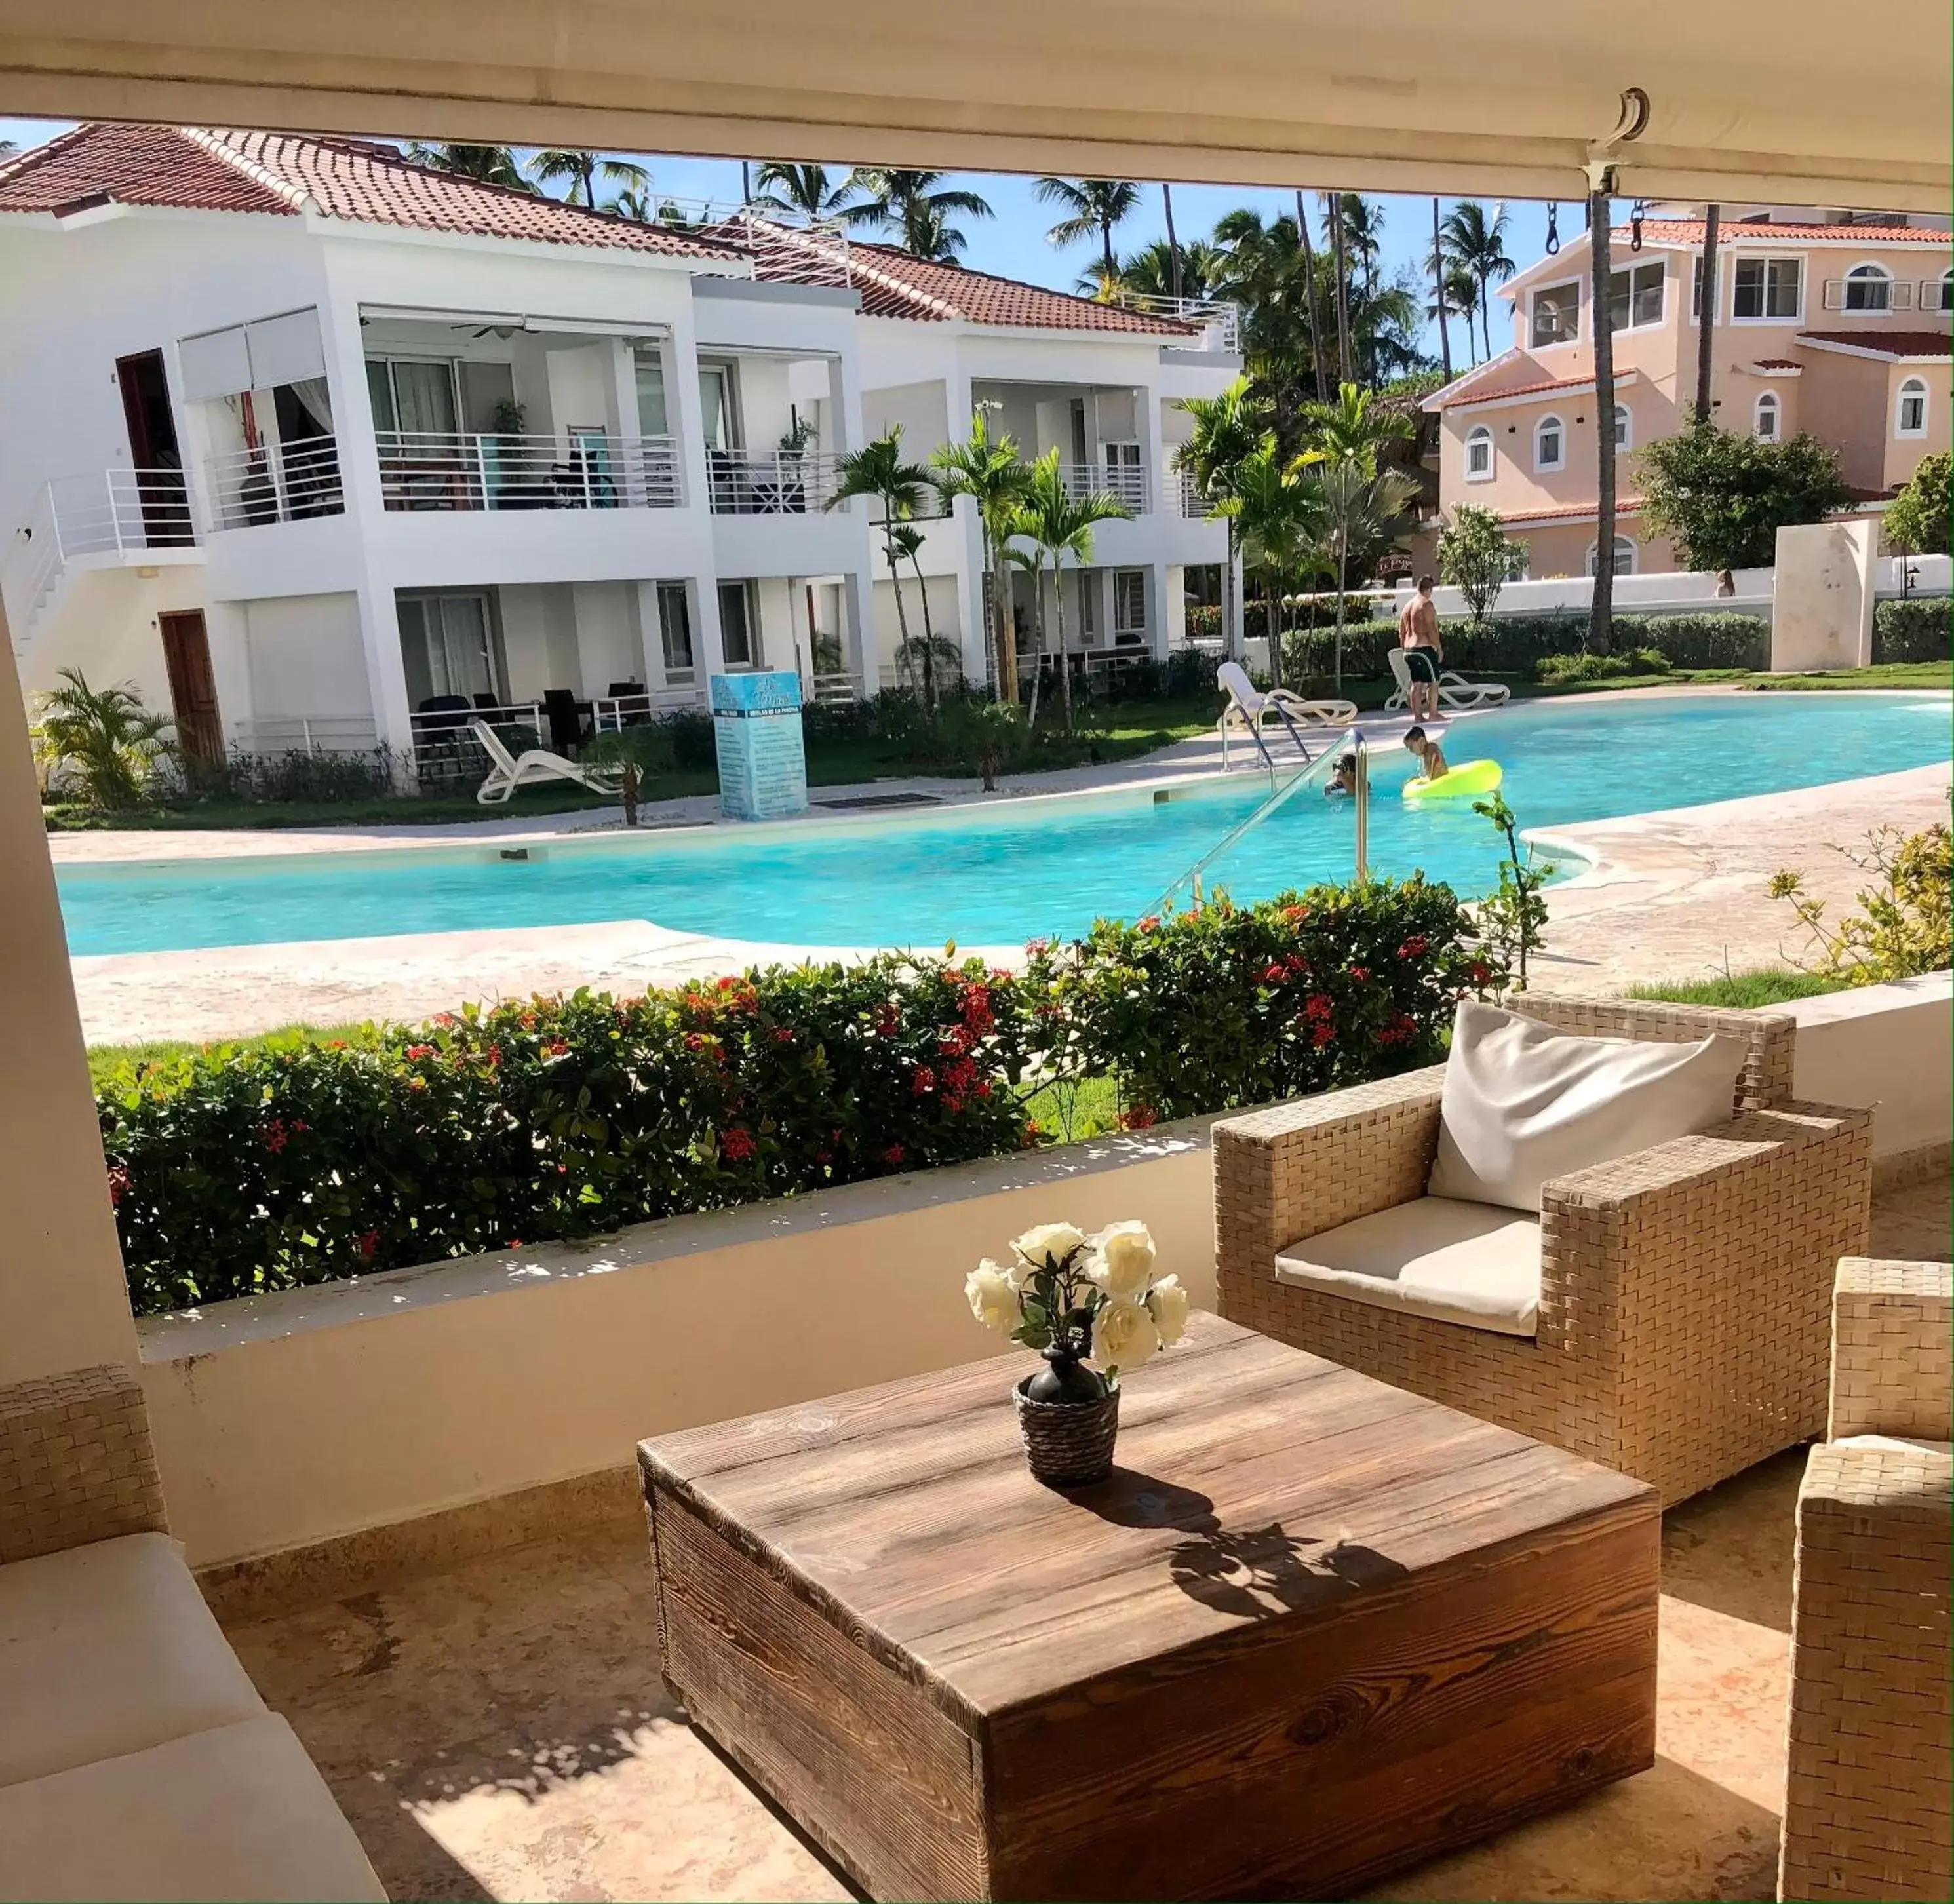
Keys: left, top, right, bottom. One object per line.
{"left": 52, "top": 690, "right": 1952, "bottom": 1045}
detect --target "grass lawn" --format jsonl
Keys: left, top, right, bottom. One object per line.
{"left": 1626, "top": 967, "right": 1845, "bottom": 1009}
{"left": 1510, "top": 661, "right": 1952, "bottom": 698}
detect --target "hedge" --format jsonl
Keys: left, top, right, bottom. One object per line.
{"left": 1873, "top": 596, "right": 1952, "bottom": 664}
{"left": 101, "top": 880, "right": 1499, "bottom": 1315}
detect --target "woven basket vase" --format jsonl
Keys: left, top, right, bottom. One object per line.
{"left": 1013, "top": 1378, "right": 1120, "bottom": 1487}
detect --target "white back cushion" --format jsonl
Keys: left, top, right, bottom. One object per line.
{"left": 1430, "top": 1000, "right": 1748, "bottom": 1212}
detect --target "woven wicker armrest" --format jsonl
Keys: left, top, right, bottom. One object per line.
{"left": 1829, "top": 1258, "right": 1954, "bottom": 1441}
{"left": 1213, "top": 1064, "right": 1445, "bottom": 1261}
{"left": 0, "top": 1364, "right": 168, "bottom": 1565}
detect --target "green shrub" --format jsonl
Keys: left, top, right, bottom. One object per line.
{"left": 1873, "top": 596, "right": 1952, "bottom": 664}
{"left": 1536, "top": 646, "right": 1672, "bottom": 684}
{"left": 1622, "top": 613, "right": 1769, "bottom": 670}
{"left": 102, "top": 885, "right": 1502, "bottom": 1313}
{"left": 1883, "top": 451, "right": 1950, "bottom": 556}
{"left": 584, "top": 723, "right": 679, "bottom": 778}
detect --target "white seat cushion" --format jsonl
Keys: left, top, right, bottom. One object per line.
{"left": 1429, "top": 1000, "right": 1748, "bottom": 1212}
{"left": 0, "top": 1713, "right": 385, "bottom": 1903}
{"left": 0, "top": 1532, "right": 264, "bottom": 1788}
{"left": 1276, "top": 1196, "right": 1542, "bottom": 1338}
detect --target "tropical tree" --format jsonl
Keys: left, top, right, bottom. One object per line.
{"left": 1428, "top": 263, "right": 1480, "bottom": 366}
{"left": 1635, "top": 421, "right": 1854, "bottom": 571}
{"left": 1885, "top": 451, "right": 1951, "bottom": 556}
{"left": 1228, "top": 444, "right": 1323, "bottom": 686}
{"left": 1333, "top": 194, "right": 1386, "bottom": 303}
{"left": 1003, "top": 542, "right": 1050, "bottom": 728}
{"left": 1112, "top": 237, "right": 1223, "bottom": 302}
{"left": 33, "top": 669, "right": 176, "bottom": 811}
{"left": 526, "top": 149, "right": 652, "bottom": 208}
{"left": 826, "top": 428, "right": 931, "bottom": 670}
{"left": 1209, "top": 209, "right": 1323, "bottom": 453}
{"left": 402, "top": 144, "right": 531, "bottom": 190}
{"left": 1436, "top": 503, "right": 1527, "bottom": 627}
{"left": 1298, "top": 381, "right": 1414, "bottom": 471}
{"left": 884, "top": 522, "right": 960, "bottom": 705}
{"left": 1441, "top": 201, "right": 1516, "bottom": 360}
{"left": 607, "top": 187, "right": 652, "bottom": 222}
{"left": 845, "top": 168, "right": 993, "bottom": 260}
{"left": 1009, "top": 451, "right": 1133, "bottom": 733}
{"left": 1428, "top": 199, "right": 1454, "bottom": 383}
{"left": 1034, "top": 178, "right": 1141, "bottom": 281}
{"left": 930, "top": 409, "right": 1035, "bottom": 699}
{"left": 1173, "top": 376, "right": 1276, "bottom": 659}
{"left": 751, "top": 162, "right": 859, "bottom": 221}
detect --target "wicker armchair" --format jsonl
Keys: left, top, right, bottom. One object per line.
{"left": 1779, "top": 1258, "right": 1953, "bottom": 1904}
{"left": 1213, "top": 995, "right": 1874, "bottom": 1506}
{"left": 0, "top": 1362, "right": 168, "bottom": 1563}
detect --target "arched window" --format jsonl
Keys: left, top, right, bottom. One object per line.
{"left": 1586, "top": 535, "right": 1637, "bottom": 577}
{"left": 1843, "top": 263, "right": 1893, "bottom": 311}
{"left": 1464, "top": 425, "right": 1494, "bottom": 481}
{"left": 1612, "top": 404, "right": 1633, "bottom": 454}
{"left": 1533, "top": 413, "right": 1565, "bottom": 472}
{"left": 1896, "top": 376, "right": 1930, "bottom": 438}
{"left": 1936, "top": 269, "right": 1954, "bottom": 315}
{"left": 1753, "top": 391, "right": 1782, "bottom": 442}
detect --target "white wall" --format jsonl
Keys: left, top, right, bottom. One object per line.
{"left": 863, "top": 376, "right": 948, "bottom": 452}
{"left": 570, "top": 580, "right": 642, "bottom": 695}
{"left": 1787, "top": 972, "right": 1952, "bottom": 1160}
{"left": 497, "top": 581, "right": 579, "bottom": 700}
{"left": 244, "top": 593, "right": 370, "bottom": 721}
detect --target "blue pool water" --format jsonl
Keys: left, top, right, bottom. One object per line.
{"left": 57, "top": 694, "right": 1952, "bottom": 956}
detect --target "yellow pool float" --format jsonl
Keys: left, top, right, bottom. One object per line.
{"left": 1403, "top": 758, "right": 1503, "bottom": 800}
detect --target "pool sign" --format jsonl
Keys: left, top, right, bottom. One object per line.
{"left": 711, "top": 670, "right": 808, "bottom": 821}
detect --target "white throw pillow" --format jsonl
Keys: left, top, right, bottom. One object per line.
{"left": 1428, "top": 1000, "right": 1748, "bottom": 1213}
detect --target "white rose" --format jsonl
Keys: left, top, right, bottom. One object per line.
{"left": 1148, "top": 1274, "right": 1190, "bottom": 1348}
{"left": 1091, "top": 1296, "right": 1160, "bottom": 1374}
{"left": 1011, "top": 1222, "right": 1086, "bottom": 1273}
{"left": 966, "top": 1261, "right": 1019, "bottom": 1334}
{"left": 1089, "top": 1220, "right": 1156, "bottom": 1298}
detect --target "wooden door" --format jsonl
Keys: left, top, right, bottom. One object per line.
{"left": 115, "top": 351, "right": 193, "bottom": 545}
{"left": 158, "top": 610, "right": 224, "bottom": 769}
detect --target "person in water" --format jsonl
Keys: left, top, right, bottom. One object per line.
{"left": 1324, "top": 753, "right": 1359, "bottom": 798}
{"left": 1403, "top": 725, "right": 1449, "bottom": 782}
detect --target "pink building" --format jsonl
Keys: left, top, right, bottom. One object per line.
{"left": 1419, "top": 208, "right": 1951, "bottom": 578}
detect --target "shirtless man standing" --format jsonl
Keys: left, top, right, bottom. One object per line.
{"left": 1397, "top": 575, "right": 1443, "bottom": 724}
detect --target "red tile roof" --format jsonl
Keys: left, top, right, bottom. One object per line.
{"left": 1495, "top": 500, "right": 1647, "bottom": 526}
{"left": 0, "top": 123, "right": 743, "bottom": 260}
{"left": 1433, "top": 368, "right": 1639, "bottom": 411}
{"left": 1619, "top": 218, "right": 1951, "bottom": 247}
{"left": 1796, "top": 329, "right": 1953, "bottom": 359}
{"left": 1749, "top": 357, "right": 1803, "bottom": 370}
{"left": 838, "top": 242, "right": 1196, "bottom": 334}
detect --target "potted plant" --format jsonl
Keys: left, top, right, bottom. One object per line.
{"left": 966, "top": 1221, "right": 1188, "bottom": 1486}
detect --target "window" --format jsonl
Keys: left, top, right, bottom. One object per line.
{"left": 717, "top": 579, "right": 758, "bottom": 668}
{"left": 656, "top": 581, "right": 694, "bottom": 678}
{"left": 1732, "top": 257, "right": 1802, "bottom": 321}
{"left": 365, "top": 358, "right": 459, "bottom": 437}
{"left": 697, "top": 363, "right": 738, "bottom": 450}
{"left": 1691, "top": 254, "right": 1714, "bottom": 321}
{"left": 1896, "top": 377, "right": 1929, "bottom": 438}
{"left": 1606, "top": 260, "right": 1665, "bottom": 333}
{"left": 1533, "top": 413, "right": 1565, "bottom": 471}
{"left": 1843, "top": 263, "right": 1892, "bottom": 312}
{"left": 1113, "top": 569, "right": 1146, "bottom": 636}
{"left": 1464, "top": 425, "right": 1495, "bottom": 480}
{"left": 1613, "top": 405, "right": 1633, "bottom": 454}
{"left": 1753, "top": 391, "right": 1782, "bottom": 441}
{"left": 398, "top": 593, "right": 497, "bottom": 707}
{"left": 1931, "top": 270, "right": 1954, "bottom": 314}
{"left": 633, "top": 347, "right": 669, "bottom": 437}
{"left": 1586, "top": 536, "right": 1637, "bottom": 577}
{"left": 1529, "top": 281, "right": 1581, "bottom": 347}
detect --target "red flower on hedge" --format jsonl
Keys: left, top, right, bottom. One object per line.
{"left": 1261, "top": 962, "right": 1287, "bottom": 984}
{"left": 543, "top": 1038, "right": 570, "bottom": 1058}
{"left": 406, "top": 1043, "right": 436, "bottom": 1060}
{"left": 1311, "top": 1022, "right": 1337, "bottom": 1048}
{"left": 1120, "top": 1104, "right": 1158, "bottom": 1131}
{"left": 722, "top": 1127, "right": 757, "bottom": 1162}
{"left": 769, "top": 1025, "right": 794, "bottom": 1045}
{"left": 356, "top": 1228, "right": 380, "bottom": 1262}
{"left": 1303, "top": 992, "right": 1335, "bottom": 1022}
{"left": 1137, "top": 915, "right": 1162, "bottom": 933}
{"left": 882, "top": 1143, "right": 906, "bottom": 1167}
{"left": 1470, "top": 959, "right": 1493, "bottom": 985}
{"left": 1348, "top": 965, "right": 1371, "bottom": 982}
{"left": 1282, "top": 904, "right": 1310, "bottom": 923}
{"left": 486, "top": 1045, "right": 503, "bottom": 1070}
{"left": 873, "top": 1003, "right": 901, "bottom": 1039}
{"left": 716, "top": 975, "right": 738, "bottom": 992}
{"left": 958, "top": 983, "right": 994, "bottom": 1035}
{"left": 106, "top": 1163, "right": 130, "bottom": 1207}
{"left": 912, "top": 1065, "right": 937, "bottom": 1095}
{"left": 262, "top": 1119, "right": 289, "bottom": 1154}
{"left": 1397, "top": 935, "right": 1429, "bottom": 960}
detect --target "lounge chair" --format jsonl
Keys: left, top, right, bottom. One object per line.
{"left": 1215, "top": 661, "right": 1357, "bottom": 769}
{"left": 1384, "top": 647, "right": 1512, "bottom": 713}
{"left": 468, "top": 718, "right": 623, "bottom": 806}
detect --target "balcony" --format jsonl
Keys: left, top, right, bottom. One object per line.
{"left": 706, "top": 449, "right": 842, "bottom": 516}
{"left": 1058, "top": 460, "right": 1150, "bottom": 513}
{"left": 375, "top": 432, "right": 684, "bottom": 513}
{"left": 1104, "top": 290, "right": 1242, "bottom": 353}
{"left": 206, "top": 439, "right": 347, "bottom": 531}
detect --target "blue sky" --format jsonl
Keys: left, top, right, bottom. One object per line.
{"left": 0, "top": 115, "right": 1567, "bottom": 364}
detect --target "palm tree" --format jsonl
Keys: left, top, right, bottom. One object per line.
{"left": 1034, "top": 178, "right": 1141, "bottom": 282}
{"left": 1229, "top": 444, "right": 1322, "bottom": 687}
{"left": 931, "top": 410, "right": 1034, "bottom": 701}
{"left": 1430, "top": 263, "right": 1480, "bottom": 366}
{"left": 1172, "top": 375, "right": 1275, "bottom": 660}
{"left": 1112, "top": 238, "right": 1222, "bottom": 301}
{"left": 1428, "top": 199, "right": 1453, "bottom": 383}
{"left": 1209, "top": 209, "right": 1319, "bottom": 451}
{"left": 1334, "top": 195, "right": 1386, "bottom": 302}
{"left": 1004, "top": 541, "right": 1050, "bottom": 727}
{"left": 825, "top": 428, "right": 931, "bottom": 675}
{"left": 1695, "top": 204, "right": 1721, "bottom": 422}
{"left": 607, "top": 187, "right": 653, "bottom": 222}
{"left": 1009, "top": 452, "right": 1131, "bottom": 733}
{"left": 884, "top": 522, "right": 959, "bottom": 705}
{"left": 1298, "top": 381, "right": 1414, "bottom": 472}
{"left": 402, "top": 144, "right": 532, "bottom": 191}
{"left": 1161, "top": 182, "right": 1182, "bottom": 301}
{"left": 845, "top": 169, "right": 993, "bottom": 260}
{"left": 1441, "top": 202, "right": 1516, "bottom": 361}
{"left": 1294, "top": 191, "right": 1330, "bottom": 404}
{"left": 1321, "top": 192, "right": 1354, "bottom": 388}
{"left": 751, "top": 163, "right": 859, "bottom": 221}
{"left": 526, "top": 149, "right": 652, "bottom": 208}
{"left": 33, "top": 669, "right": 176, "bottom": 811}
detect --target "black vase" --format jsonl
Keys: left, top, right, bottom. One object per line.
{"left": 1025, "top": 1348, "right": 1109, "bottom": 1406}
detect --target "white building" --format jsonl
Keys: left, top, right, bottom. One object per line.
{"left": 0, "top": 126, "right": 1237, "bottom": 784}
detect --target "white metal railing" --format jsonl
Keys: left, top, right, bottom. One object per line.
{"left": 1171, "top": 467, "right": 1207, "bottom": 519}
{"left": 1057, "top": 461, "right": 1148, "bottom": 513}
{"left": 1, "top": 482, "right": 64, "bottom": 641}
{"left": 374, "top": 431, "right": 683, "bottom": 514}
{"left": 231, "top": 716, "right": 380, "bottom": 756}
{"left": 1105, "top": 292, "right": 1241, "bottom": 353}
{"left": 4, "top": 469, "right": 198, "bottom": 643}
{"left": 590, "top": 683, "right": 712, "bottom": 731}
{"left": 707, "top": 449, "right": 842, "bottom": 516}
{"left": 811, "top": 670, "right": 857, "bottom": 703}
{"left": 408, "top": 701, "right": 542, "bottom": 747}
{"left": 631, "top": 199, "right": 853, "bottom": 289}
{"left": 206, "top": 438, "right": 345, "bottom": 531}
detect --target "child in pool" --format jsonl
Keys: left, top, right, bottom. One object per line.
{"left": 1403, "top": 726, "right": 1449, "bottom": 782}
{"left": 1323, "top": 753, "right": 1358, "bottom": 798}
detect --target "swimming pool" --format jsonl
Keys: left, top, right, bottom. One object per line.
{"left": 56, "top": 693, "right": 1953, "bottom": 958}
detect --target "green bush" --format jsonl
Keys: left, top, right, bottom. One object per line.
{"left": 1873, "top": 596, "right": 1952, "bottom": 664}
{"left": 1537, "top": 647, "right": 1671, "bottom": 684}
{"left": 102, "top": 885, "right": 1502, "bottom": 1314}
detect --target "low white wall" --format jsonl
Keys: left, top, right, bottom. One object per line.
{"left": 1786, "top": 971, "right": 1952, "bottom": 1160}
{"left": 138, "top": 1117, "right": 1219, "bottom": 1570}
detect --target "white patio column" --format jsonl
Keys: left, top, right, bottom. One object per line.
{"left": 1144, "top": 564, "right": 1173, "bottom": 662}
{"left": 837, "top": 565, "right": 874, "bottom": 693}
{"left": 1132, "top": 382, "right": 1163, "bottom": 518}
{"left": 0, "top": 596, "right": 141, "bottom": 1383}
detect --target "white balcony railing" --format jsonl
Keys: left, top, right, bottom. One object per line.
{"left": 374, "top": 432, "right": 684, "bottom": 514}
{"left": 4, "top": 469, "right": 198, "bottom": 645}
{"left": 1173, "top": 468, "right": 1209, "bottom": 519}
{"left": 590, "top": 684, "right": 711, "bottom": 730}
{"left": 1057, "top": 461, "right": 1150, "bottom": 513}
{"left": 206, "top": 439, "right": 346, "bottom": 531}
{"left": 707, "top": 450, "right": 843, "bottom": 516}
{"left": 1103, "top": 292, "right": 1242, "bottom": 353}
{"left": 231, "top": 716, "right": 380, "bottom": 757}
{"left": 810, "top": 670, "right": 858, "bottom": 704}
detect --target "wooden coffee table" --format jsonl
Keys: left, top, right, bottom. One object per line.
{"left": 639, "top": 1314, "right": 1658, "bottom": 1901}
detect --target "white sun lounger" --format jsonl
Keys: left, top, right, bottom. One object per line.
{"left": 1384, "top": 648, "right": 1512, "bottom": 714}
{"left": 1215, "top": 661, "right": 1357, "bottom": 769}
{"left": 469, "top": 717, "right": 624, "bottom": 806}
